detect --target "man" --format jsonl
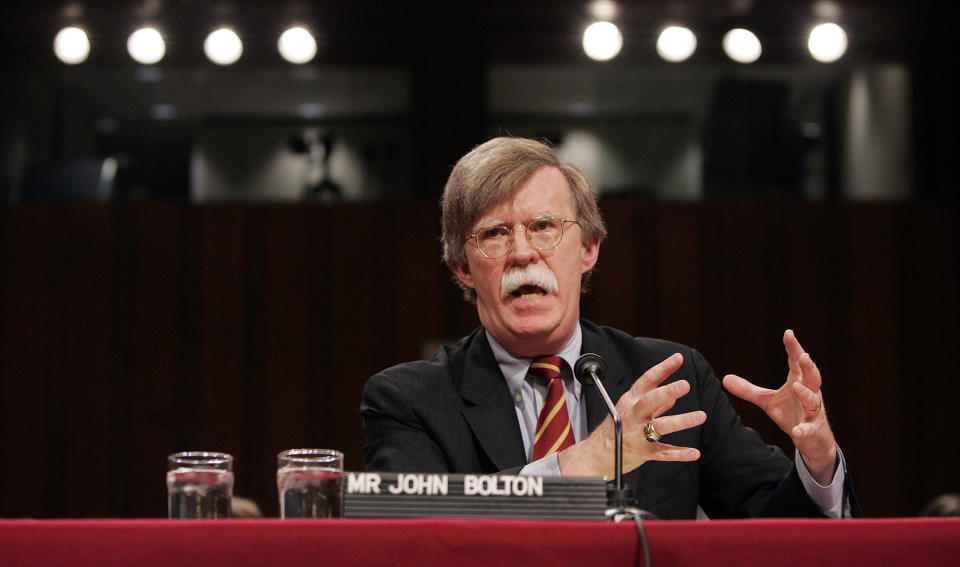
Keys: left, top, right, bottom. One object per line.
{"left": 361, "top": 137, "right": 858, "bottom": 519}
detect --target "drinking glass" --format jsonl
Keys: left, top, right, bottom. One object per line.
{"left": 277, "top": 448, "right": 344, "bottom": 518}
{"left": 166, "top": 451, "right": 234, "bottom": 519}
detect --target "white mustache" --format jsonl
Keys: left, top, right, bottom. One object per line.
{"left": 500, "top": 264, "right": 559, "bottom": 299}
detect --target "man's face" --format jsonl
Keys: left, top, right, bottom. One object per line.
{"left": 453, "top": 166, "right": 600, "bottom": 357}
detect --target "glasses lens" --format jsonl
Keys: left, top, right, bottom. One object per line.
{"left": 477, "top": 225, "right": 511, "bottom": 258}
{"left": 527, "top": 217, "right": 563, "bottom": 250}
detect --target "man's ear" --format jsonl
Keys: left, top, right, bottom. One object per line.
{"left": 580, "top": 237, "right": 600, "bottom": 274}
{"left": 452, "top": 261, "right": 475, "bottom": 289}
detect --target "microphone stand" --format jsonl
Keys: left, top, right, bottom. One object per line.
{"left": 575, "top": 354, "right": 656, "bottom": 522}
{"left": 587, "top": 368, "right": 647, "bottom": 521}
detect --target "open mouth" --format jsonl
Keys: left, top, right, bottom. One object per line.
{"left": 511, "top": 285, "right": 548, "bottom": 299}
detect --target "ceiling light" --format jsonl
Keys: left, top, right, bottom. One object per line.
{"left": 204, "top": 28, "right": 243, "bottom": 66}
{"left": 298, "top": 103, "right": 326, "bottom": 119}
{"left": 588, "top": 0, "right": 619, "bottom": 20}
{"left": 150, "top": 103, "right": 178, "bottom": 120}
{"left": 812, "top": 0, "right": 842, "bottom": 20}
{"left": 722, "top": 28, "right": 762, "bottom": 64}
{"left": 582, "top": 21, "right": 623, "bottom": 62}
{"left": 53, "top": 26, "right": 91, "bottom": 65}
{"left": 808, "top": 23, "right": 847, "bottom": 63}
{"left": 656, "top": 26, "right": 697, "bottom": 63}
{"left": 127, "top": 27, "right": 166, "bottom": 65}
{"left": 278, "top": 27, "right": 318, "bottom": 64}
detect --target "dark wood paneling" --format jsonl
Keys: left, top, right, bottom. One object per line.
{"left": 581, "top": 196, "right": 645, "bottom": 332}
{"left": 846, "top": 206, "right": 905, "bottom": 517}
{"left": 60, "top": 206, "right": 116, "bottom": 517}
{"left": 124, "top": 204, "right": 185, "bottom": 517}
{"left": 2, "top": 206, "right": 57, "bottom": 517}
{"left": 1, "top": 200, "right": 956, "bottom": 519}
{"left": 253, "top": 206, "right": 318, "bottom": 515}
{"left": 898, "top": 205, "right": 960, "bottom": 513}
{"left": 654, "top": 205, "right": 704, "bottom": 348}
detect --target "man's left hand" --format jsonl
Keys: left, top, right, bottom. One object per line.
{"left": 721, "top": 330, "right": 838, "bottom": 484}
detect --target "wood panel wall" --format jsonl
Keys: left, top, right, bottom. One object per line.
{"left": 1, "top": 199, "right": 956, "bottom": 518}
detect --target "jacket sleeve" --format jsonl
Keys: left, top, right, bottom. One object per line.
{"left": 690, "top": 348, "right": 826, "bottom": 518}
{"left": 361, "top": 370, "right": 451, "bottom": 473}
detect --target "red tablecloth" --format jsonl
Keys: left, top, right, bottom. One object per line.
{"left": 2, "top": 517, "right": 958, "bottom": 567}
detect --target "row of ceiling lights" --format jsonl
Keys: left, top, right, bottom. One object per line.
{"left": 54, "top": 25, "right": 317, "bottom": 66}
{"left": 52, "top": 20, "right": 849, "bottom": 67}
{"left": 584, "top": 21, "right": 848, "bottom": 63}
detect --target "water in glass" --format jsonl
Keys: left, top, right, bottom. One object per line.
{"left": 167, "top": 467, "right": 234, "bottom": 519}
{"left": 277, "top": 466, "right": 344, "bottom": 518}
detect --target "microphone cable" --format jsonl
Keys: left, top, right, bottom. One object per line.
{"left": 632, "top": 514, "right": 652, "bottom": 567}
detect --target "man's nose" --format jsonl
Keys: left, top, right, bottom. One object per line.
{"left": 508, "top": 225, "right": 537, "bottom": 260}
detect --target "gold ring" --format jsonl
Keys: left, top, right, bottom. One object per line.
{"left": 807, "top": 397, "right": 822, "bottom": 414}
{"left": 643, "top": 420, "right": 661, "bottom": 443}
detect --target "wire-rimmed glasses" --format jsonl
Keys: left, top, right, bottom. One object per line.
{"left": 468, "top": 216, "right": 580, "bottom": 259}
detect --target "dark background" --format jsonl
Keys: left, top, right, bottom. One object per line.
{"left": 1, "top": 1, "right": 958, "bottom": 519}
{"left": 2, "top": 200, "right": 956, "bottom": 518}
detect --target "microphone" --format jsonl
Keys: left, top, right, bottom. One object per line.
{"left": 573, "top": 353, "right": 605, "bottom": 386}
{"left": 575, "top": 353, "right": 656, "bottom": 523}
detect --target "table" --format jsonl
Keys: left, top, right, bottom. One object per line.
{"left": 2, "top": 517, "right": 958, "bottom": 567}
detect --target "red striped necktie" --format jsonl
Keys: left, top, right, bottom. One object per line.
{"left": 531, "top": 355, "right": 574, "bottom": 460}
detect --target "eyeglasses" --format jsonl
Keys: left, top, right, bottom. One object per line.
{"left": 467, "top": 216, "right": 581, "bottom": 259}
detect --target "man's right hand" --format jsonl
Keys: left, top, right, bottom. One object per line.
{"left": 558, "top": 353, "right": 706, "bottom": 479}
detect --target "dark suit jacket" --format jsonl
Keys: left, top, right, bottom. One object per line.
{"left": 361, "top": 320, "right": 859, "bottom": 519}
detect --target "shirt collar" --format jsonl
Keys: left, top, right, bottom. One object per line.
{"left": 486, "top": 323, "right": 583, "bottom": 399}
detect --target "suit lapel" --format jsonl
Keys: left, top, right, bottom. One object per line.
{"left": 458, "top": 333, "right": 527, "bottom": 472}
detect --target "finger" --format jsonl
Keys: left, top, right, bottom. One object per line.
{"left": 791, "top": 381, "right": 823, "bottom": 415}
{"left": 798, "top": 352, "right": 823, "bottom": 391}
{"left": 623, "top": 353, "right": 684, "bottom": 404}
{"left": 650, "top": 400, "right": 676, "bottom": 420}
{"left": 783, "top": 329, "right": 806, "bottom": 358}
{"left": 783, "top": 329, "right": 805, "bottom": 381}
{"left": 648, "top": 410, "right": 707, "bottom": 438}
{"left": 791, "top": 420, "right": 822, "bottom": 440}
{"left": 722, "top": 374, "right": 770, "bottom": 407}
{"left": 648, "top": 446, "right": 701, "bottom": 463}
{"left": 629, "top": 379, "right": 690, "bottom": 420}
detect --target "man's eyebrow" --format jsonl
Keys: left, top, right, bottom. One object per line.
{"left": 531, "top": 212, "right": 561, "bottom": 220}
{"left": 474, "top": 218, "right": 508, "bottom": 230}
{"left": 478, "top": 212, "right": 561, "bottom": 226}
{"left": 472, "top": 212, "right": 564, "bottom": 232}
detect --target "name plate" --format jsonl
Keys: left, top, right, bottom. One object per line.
{"left": 344, "top": 472, "right": 609, "bottom": 521}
